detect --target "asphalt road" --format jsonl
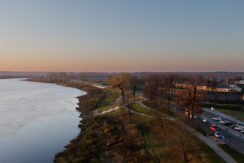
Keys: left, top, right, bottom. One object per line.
{"left": 199, "top": 113, "right": 244, "bottom": 153}
{"left": 165, "top": 101, "right": 244, "bottom": 153}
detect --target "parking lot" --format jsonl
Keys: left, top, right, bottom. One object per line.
{"left": 197, "top": 113, "right": 244, "bottom": 153}
{"left": 167, "top": 101, "right": 244, "bottom": 153}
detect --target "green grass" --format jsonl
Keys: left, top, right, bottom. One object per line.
{"left": 195, "top": 126, "right": 208, "bottom": 136}
{"left": 142, "top": 100, "right": 152, "bottom": 108}
{"left": 97, "top": 103, "right": 120, "bottom": 113}
{"left": 167, "top": 110, "right": 177, "bottom": 118}
{"left": 184, "top": 121, "right": 208, "bottom": 136}
{"left": 133, "top": 113, "right": 154, "bottom": 122}
{"left": 135, "top": 95, "right": 143, "bottom": 100}
{"left": 131, "top": 102, "right": 157, "bottom": 116}
{"left": 102, "top": 108, "right": 126, "bottom": 116}
{"left": 98, "top": 93, "right": 120, "bottom": 107}
{"left": 215, "top": 108, "right": 244, "bottom": 121}
{"left": 136, "top": 116, "right": 224, "bottom": 162}
{"left": 194, "top": 138, "right": 225, "bottom": 163}
{"left": 218, "top": 144, "right": 244, "bottom": 163}
{"left": 203, "top": 103, "right": 244, "bottom": 111}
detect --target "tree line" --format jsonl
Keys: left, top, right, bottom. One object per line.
{"left": 109, "top": 73, "right": 208, "bottom": 120}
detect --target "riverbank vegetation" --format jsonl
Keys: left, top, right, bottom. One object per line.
{"left": 30, "top": 73, "right": 226, "bottom": 162}
{"left": 55, "top": 92, "right": 224, "bottom": 162}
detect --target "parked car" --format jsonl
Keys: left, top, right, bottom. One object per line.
{"left": 231, "top": 124, "right": 238, "bottom": 129}
{"left": 219, "top": 120, "right": 226, "bottom": 124}
{"left": 240, "top": 130, "right": 244, "bottom": 134}
{"left": 212, "top": 117, "right": 222, "bottom": 121}
{"left": 239, "top": 126, "right": 244, "bottom": 130}
{"left": 224, "top": 121, "right": 232, "bottom": 126}
{"left": 214, "top": 132, "right": 222, "bottom": 138}
{"left": 202, "top": 119, "right": 208, "bottom": 123}
{"left": 234, "top": 126, "right": 242, "bottom": 131}
{"left": 219, "top": 120, "right": 231, "bottom": 125}
{"left": 210, "top": 125, "right": 218, "bottom": 131}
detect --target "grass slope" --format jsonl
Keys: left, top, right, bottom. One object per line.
{"left": 218, "top": 144, "right": 244, "bottom": 163}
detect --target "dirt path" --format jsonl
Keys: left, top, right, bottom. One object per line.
{"left": 120, "top": 105, "right": 153, "bottom": 118}
{"left": 96, "top": 106, "right": 120, "bottom": 115}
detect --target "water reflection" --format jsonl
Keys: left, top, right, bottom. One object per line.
{"left": 0, "top": 79, "right": 85, "bottom": 163}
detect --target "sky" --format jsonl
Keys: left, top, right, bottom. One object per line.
{"left": 0, "top": 0, "right": 244, "bottom": 72}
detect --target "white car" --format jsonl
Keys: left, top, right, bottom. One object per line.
{"left": 202, "top": 119, "right": 208, "bottom": 123}
{"left": 231, "top": 124, "right": 238, "bottom": 129}
{"left": 240, "top": 130, "right": 244, "bottom": 134}
{"left": 214, "top": 132, "right": 222, "bottom": 138}
{"left": 212, "top": 117, "right": 222, "bottom": 121}
{"left": 234, "top": 126, "right": 242, "bottom": 131}
{"left": 219, "top": 120, "right": 230, "bottom": 125}
{"left": 219, "top": 120, "right": 226, "bottom": 124}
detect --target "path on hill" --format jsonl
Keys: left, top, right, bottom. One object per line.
{"left": 94, "top": 97, "right": 236, "bottom": 162}
{"left": 137, "top": 101, "right": 236, "bottom": 163}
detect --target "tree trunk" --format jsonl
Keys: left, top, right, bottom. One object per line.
{"left": 133, "top": 89, "right": 136, "bottom": 102}
{"left": 128, "top": 104, "right": 131, "bottom": 115}
{"left": 167, "top": 95, "right": 170, "bottom": 113}
{"left": 183, "top": 150, "right": 188, "bottom": 163}
{"left": 121, "top": 88, "right": 125, "bottom": 102}
{"left": 163, "top": 115, "right": 166, "bottom": 136}
{"left": 181, "top": 142, "right": 188, "bottom": 163}
{"left": 191, "top": 87, "right": 197, "bottom": 122}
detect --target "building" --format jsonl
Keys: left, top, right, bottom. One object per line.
{"left": 229, "top": 84, "right": 242, "bottom": 92}
{"left": 203, "top": 92, "right": 243, "bottom": 103}
{"left": 197, "top": 84, "right": 242, "bottom": 93}
{"left": 175, "top": 82, "right": 192, "bottom": 89}
{"left": 215, "top": 84, "right": 230, "bottom": 92}
{"left": 239, "top": 80, "right": 244, "bottom": 85}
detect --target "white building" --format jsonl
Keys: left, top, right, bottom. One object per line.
{"left": 239, "top": 80, "right": 244, "bottom": 85}
{"left": 229, "top": 85, "right": 242, "bottom": 92}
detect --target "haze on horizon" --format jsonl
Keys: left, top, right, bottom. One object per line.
{"left": 0, "top": 0, "right": 244, "bottom": 72}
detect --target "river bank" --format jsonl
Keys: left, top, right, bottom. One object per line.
{"left": 28, "top": 79, "right": 153, "bottom": 162}
{"left": 28, "top": 78, "right": 226, "bottom": 162}
{"left": 27, "top": 79, "right": 108, "bottom": 161}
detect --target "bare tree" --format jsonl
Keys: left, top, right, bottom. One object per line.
{"left": 207, "top": 78, "right": 218, "bottom": 92}
{"left": 161, "top": 74, "right": 175, "bottom": 112}
{"left": 128, "top": 75, "right": 139, "bottom": 101}
{"left": 206, "top": 77, "right": 218, "bottom": 103}
{"left": 79, "top": 73, "right": 87, "bottom": 81}
{"left": 144, "top": 74, "right": 162, "bottom": 102}
{"left": 175, "top": 127, "right": 195, "bottom": 163}
{"left": 110, "top": 73, "right": 131, "bottom": 102}
{"left": 177, "top": 76, "right": 203, "bottom": 120}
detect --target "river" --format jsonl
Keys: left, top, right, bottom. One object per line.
{"left": 0, "top": 78, "right": 85, "bottom": 163}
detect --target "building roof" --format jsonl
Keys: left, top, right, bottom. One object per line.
{"left": 216, "top": 84, "right": 229, "bottom": 89}
{"left": 239, "top": 80, "right": 244, "bottom": 85}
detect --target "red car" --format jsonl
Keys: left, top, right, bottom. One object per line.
{"left": 209, "top": 125, "right": 218, "bottom": 131}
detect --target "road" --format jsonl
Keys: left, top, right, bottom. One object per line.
{"left": 165, "top": 100, "right": 244, "bottom": 153}
{"left": 203, "top": 108, "right": 244, "bottom": 126}
{"left": 199, "top": 112, "right": 244, "bottom": 153}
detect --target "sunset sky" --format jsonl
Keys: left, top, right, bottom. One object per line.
{"left": 0, "top": 0, "right": 244, "bottom": 72}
